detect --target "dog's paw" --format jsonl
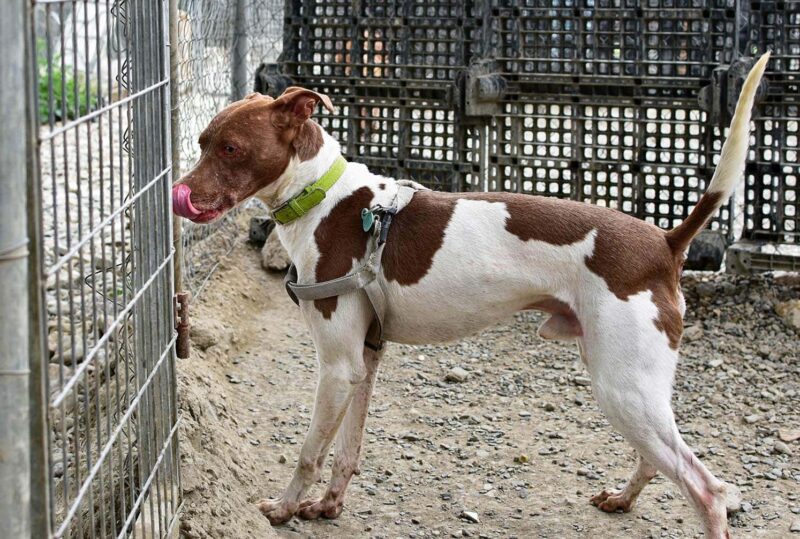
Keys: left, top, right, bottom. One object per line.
{"left": 297, "top": 496, "right": 344, "bottom": 520}
{"left": 256, "top": 498, "right": 297, "bottom": 525}
{"left": 590, "top": 489, "right": 634, "bottom": 513}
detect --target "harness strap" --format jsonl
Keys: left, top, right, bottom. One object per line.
{"left": 285, "top": 258, "right": 379, "bottom": 302}
{"left": 284, "top": 182, "right": 425, "bottom": 350}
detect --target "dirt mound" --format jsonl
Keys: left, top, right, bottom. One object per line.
{"left": 177, "top": 240, "right": 280, "bottom": 539}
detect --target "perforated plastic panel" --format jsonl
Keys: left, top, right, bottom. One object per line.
{"left": 282, "top": 0, "right": 479, "bottom": 191}
{"left": 744, "top": 1, "right": 800, "bottom": 244}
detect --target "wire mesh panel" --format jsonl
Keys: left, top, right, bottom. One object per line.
{"left": 174, "top": 0, "right": 283, "bottom": 297}
{"left": 32, "top": 0, "right": 180, "bottom": 536}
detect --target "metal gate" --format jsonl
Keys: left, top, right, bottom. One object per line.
{"left": 278, "top": 0, "right": 799, "bottom": 272}
{"left": 29, "top": 0, "right": 180, "bottom": 536}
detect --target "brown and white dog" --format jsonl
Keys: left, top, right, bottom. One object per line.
{"left": 173, "top": 54, "right": 770, "bottom": 537}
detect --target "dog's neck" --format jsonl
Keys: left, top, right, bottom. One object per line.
{"left": 255, "top": 126, "right": 343, "bottom": 212}
{"left": 255, "top": 125, "right": 354, "bottom": 268}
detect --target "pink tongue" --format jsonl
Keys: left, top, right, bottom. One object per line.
{"left": 172, "top": 184, "right": 202, "bottom": 219}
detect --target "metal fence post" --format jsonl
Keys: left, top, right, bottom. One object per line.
{"left": 24, "top": 1, "right": 51, "bottom": 536}
{"left": 231, "top": 0, "right": 250, "bottom": 101}
{"left": 170, "top": 0, "right": 184, "bottom": 292}
{"left": 0, "top": 0, "right": 32, "bottom": 536}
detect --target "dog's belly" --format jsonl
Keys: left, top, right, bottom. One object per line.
{"left": 380, "top": 198, "right": 597, "bottom": 344}
{"left": 383, "top": 295, "right": 524, "bottom": 344}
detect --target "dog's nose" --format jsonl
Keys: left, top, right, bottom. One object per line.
{"left": 172, "top": 184, "right": 202, "bottom": 219}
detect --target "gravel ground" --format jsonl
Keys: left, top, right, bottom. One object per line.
{"left": 178, "top": 233, "right": 799, "bottom": 539}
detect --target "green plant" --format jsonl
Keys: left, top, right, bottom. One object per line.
{"left": 37, "top": 38, "right": 98, "bottom": 124}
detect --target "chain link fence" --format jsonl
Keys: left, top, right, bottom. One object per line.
{"left": 173, "top": 0, "right": 283, "bottom": 298}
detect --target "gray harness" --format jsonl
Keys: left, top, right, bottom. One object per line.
{"left": 284, "top": 181, "right": 425, "bottom": 351}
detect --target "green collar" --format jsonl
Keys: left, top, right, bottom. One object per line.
{"left": 271, "top": 156, "right": 347, "bottom": 225}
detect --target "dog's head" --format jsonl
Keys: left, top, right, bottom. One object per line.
{"left": 172, "top": 87, "right": 334, "bottom": 223}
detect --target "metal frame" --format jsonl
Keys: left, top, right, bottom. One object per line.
{"left": 29, "top": 0, "right": 180, "bottom": 536}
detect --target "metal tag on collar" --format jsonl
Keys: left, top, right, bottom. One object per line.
{"left": 361, "top": 208, "right": 375, "bottom": 232}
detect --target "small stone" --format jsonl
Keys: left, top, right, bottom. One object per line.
{"left": 61, "top": 341, "right": 85, "bottom": 366}
{"left": 740, "top": 501, "right": 752, "bottom": 513}
{"left": 743, "top": 414, "right": 762, "bottom": 424}
{"left": 191, "top": 318, "right": 231, "bottom": 351}
{"left": 278, "top": 454, "right": 287, "bottom": 464}
{"left": 684, "top": 324, "right": 703, "bottom": 342}
{"left": 543, "top": 402, "right": 556, "bottom": 412}
{"left": 774, "top": 441, "right": 792, "bottom": 456}
{"left": 724, "top": 484, "right": 742, "bottom": 514}
{"left": 459, "top": 510, "right": 479, "bottom": 524}
{"left": 776, "top": 300, "right": 800, "bottom": 330}
{"left": 518, "top": 410, "right": 531, "bottom": 418}
{"left": 445, "top": 367, "right": 470, "bottom": 383}
{"left": 707, "top": 358, "right": 724, "bottom": 368}
{"left": 514, "top": 454, "right": 529, "bottom": 464}
{"left": 791, "top": 519, "right": 800, "bottom": 533}
{"left": 779, "top": 429, "right": 800, "bottom": 443}
{"left": 261, "top": 231, "right": 291, "bottom": 271}
{"left": 573, "top": 376, "right": 591, "bottom": 387}
{"left": 696, "top": 282, "right": 716, "bottom": 298}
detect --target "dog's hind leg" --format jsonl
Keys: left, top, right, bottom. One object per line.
{"left": 584, "top": 301, "right": 732, "bottom": 538}
{"left": 298, "top": 346, "right": 382, "bottom": 520}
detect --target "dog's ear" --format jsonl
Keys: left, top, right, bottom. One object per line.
{"left": 273, "top": 87, "right": 335, "bottom": 127}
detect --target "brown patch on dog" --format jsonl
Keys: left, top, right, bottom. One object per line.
{"left": 652, "top": 284, "right": 683, "bottom": 349}
{"left": 382, "top": 191, "right": 458, "bottom": 285}
{"left": 499, "top": 193, "right": 683, "bottom": 348}
{"left": 294, "top": 121, "right": 324, "bottom": 162}
{"left": 382, "top": 190, "right": 683, "bottom": 347}
{"left": 313, "top": 187, "right": 375, "bottom": 318}
{"left": 378, "top": 183, "right": 386, "bottom": 190}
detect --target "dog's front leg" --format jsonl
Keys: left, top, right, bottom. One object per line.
{"left": 257, "top": 349, "right": 365, "bottom": 525}
{"left": 297, "top": 346, "right": 382, "bottom": 520}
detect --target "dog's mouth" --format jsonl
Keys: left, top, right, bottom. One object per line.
{"left": 190, "top": 209, "right": 223, "bottom": 223}
{"left": 172, "top": 184, "right": 226, "bottom": 223}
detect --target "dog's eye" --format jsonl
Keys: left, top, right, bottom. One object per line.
{"left": 223, "top": 145, "right": 237, "bottom": 155}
